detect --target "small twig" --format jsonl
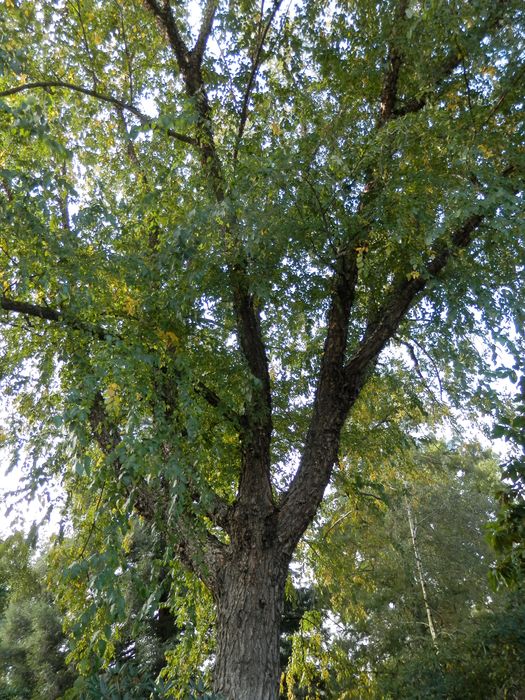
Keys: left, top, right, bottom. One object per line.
{"left": 404, "top": 336, "right": 444, "bottom": 402}
{"left": 460, "top": 52, "right": 475, "bottom": 127}
{"left": 115, "top": 0, "right": 136, "bottom": 101}
{"left": 71, "top": 0, "right": 99, "bottom": 90}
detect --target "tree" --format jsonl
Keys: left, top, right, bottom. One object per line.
{"left": 0, "top": 0, "right": 523, "bottom": 696}
{"left": 0, "top": 533, "right": 76, "bottom": 699}
{"left": 488, "top": 371, "right": 525, "bottom": 588}
{"left": 284, "top": 441, "right": 525, "bottom": 699}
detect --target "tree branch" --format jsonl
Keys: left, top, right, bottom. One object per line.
{"left": 393, "top": 50, "right": 464, "bottom": 118}
{"left": 397, "top": 336, "right": 444, "bottom": 402}
{"left": 278, "top": 195, "right": 510, "bottom": 554}
{"left": 88, "top": 390, "right": 158, "bottom": 522}
{"left": 295, "top": 1, "right": 411, "bottom": 429}
{"left": 0, "top": 295, "right": 110, "bottom": 340}
{"left": 393, "top": 0, "right": 511, "bottom": 119}
{"left": 88, "top": 390, "right": 122, "bottom": 455}
{"left": 287, "top": 4, "right": 519, "bottom": 518}
{"left": 230, "top": 264, "right": 274, "bottom": 509}
{"left": 193, "top": 0, "right": 219, "bottom": 67}
{"left": 144, "top": 0, "right": 274, "bottom": 513}
{"left": 194, "top": 377, "right": 245, "bottom": 431}
{"left": 377, "top": 0, "right": 409, "bottom": 127}
{"left": 143, "top": 0, "right": 191, "bottom": 73}
{"left": 233, "top": 0, "right": 284, "bottom": 161}
{"left": 0, "top": 81, "right": 196, "bottom": 146}
{"left": 277, "top": 250, "right": 360, "bottom": 552}
{"left": 344, "top": 213, "right": 484, "bottom": 380}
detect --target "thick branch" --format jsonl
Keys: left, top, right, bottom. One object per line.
{"left": 393, "top": 51, "right": 464, "bottom": 118}
{"left": 276, "top": 253, "right": 360, "bottom": 552}
{"left": 231, "top": 264, "right": 274, "bottom": 509}
{"left": 0, "top": 81, "right": 196, "bottom": 146}
{"left": 393, "top": 0, "right": 511, "bottom": 119}
{"left": 1, "top": 296, "right": 61, "bottom": 323}
{"left": 230, "top": 267, "right": 271, "bottom": 403}
{"left": 377, "top": 0, "right": 409, "bottom": 126}
{"left": 145, "top": 0, "right": 217, "bottom": 82}
{"left": 143, "top": 0, "right": 191, "bottom": 73}
{"left": 144, "top": 0, "right": 273, "bottom": 512}
{"left": 278, "top": 209, "right": 487, "bottom": 554}
{"left": 193, "top": 0, "right": 219, "bottom": 66}
{"left": 298, "top": 0, "right": 411, "bottom": 423}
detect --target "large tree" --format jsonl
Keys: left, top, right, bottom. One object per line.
{"left": 0, "top": 0, "right": 523, "bottom": 696}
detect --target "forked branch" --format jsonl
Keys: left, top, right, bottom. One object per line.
{"left": 194, "top": 0, "right": 219, "bottom": 66}
{"left": 144, "top": 0, "right": 274, "bottom": 510}
{"left": 393, "top": 0, "right": 512, "bottom": 119}
{"left": 278, "top": 182, "right": 519, "bottom": 554}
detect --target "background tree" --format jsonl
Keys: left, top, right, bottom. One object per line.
{"left": 0, "top": 0, "right": 524, "bottom": 696}
{"left": 284, "top": 441, "right": 525, "bottom": 699}
{"left": 0, "top": 533, "right": 76, "bottom": 700}
{"left": 488, "top": 371, "right": 525, "bottom": 588}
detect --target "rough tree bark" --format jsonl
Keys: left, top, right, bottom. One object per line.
{"left": 213, "top": 546, "right": 289, "bottom": 698}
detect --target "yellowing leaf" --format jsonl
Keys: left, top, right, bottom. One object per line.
{"left": 157, "top": 329, "right": 179, "bottom": 348}
{"left": 123, "top": 295, "right": 138, "bottom": 315}
{"left": 479, "top": 145, "right": 494, "bottom": 158}
{"left": 106, "top": 383, "right": 121, "bottom": 413}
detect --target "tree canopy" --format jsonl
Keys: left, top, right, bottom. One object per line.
{"left": 0, "top": 0, "right": 524, "bottom": 696}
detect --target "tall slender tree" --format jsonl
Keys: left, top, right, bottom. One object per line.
{"left": 0, "top": 0, "right": 523, "bottom": 696}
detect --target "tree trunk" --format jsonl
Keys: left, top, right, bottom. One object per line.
{"left": 213, "top": 547, "right": 288, "bottom": 700}
{"left": 404, "top": 491, "right": 439, "bottom": 649}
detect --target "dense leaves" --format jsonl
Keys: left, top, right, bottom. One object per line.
{"left": 284, "top": 441, "right": 525, "bottom": 699}
{"left": 0, "top": 534, "right": 75, "bottom": 700}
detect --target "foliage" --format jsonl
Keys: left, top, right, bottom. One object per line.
{"left": 284, "top": 441, "right": 525, "bottom": 698}
{"left": 0, "top": 533, "right": 75, "bottom": 700}
{"left": 49, "top": 519, "right": 194, "bottom": 698}
{"left": 0, "top": 0, "right": 524, "bottom": 694}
